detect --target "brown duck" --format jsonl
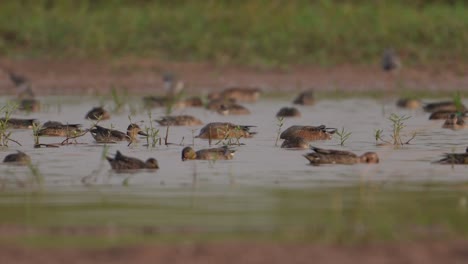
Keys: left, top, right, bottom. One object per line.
{"left": 106, "top": 151, "right": 159, "bottom": 170}
{"left": 3, "top": 150, "right": 31, "bottom": 165}
{"left": 85, "top": 107, "right": 111, "bottom": 120}
{"left": 181, "top": 146, "right": 235, "bottom": 161}
{"left": 90, "top": 124, "right": 147, "bottom": 143}
{"left": 156, "top": 115, "right": 203, "bottom": 126}
{"left": 434, "top": 147, "right": 468, "bottom": 165}
{"left": 196, "top": 122, "right": 256, "bottom": 140}
{"left": 280, "top": 125, "right": 336, "bottom": 141}
{"left": 304, "top": 147, "right": 380, "bottom": 165}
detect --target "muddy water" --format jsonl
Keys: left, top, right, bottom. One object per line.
{"left": 0, "top": 96, "right": 466, "bottom": 233}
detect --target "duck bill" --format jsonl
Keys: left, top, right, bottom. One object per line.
{"left": 138, "top": 131, "right": 148, "bottom": 136}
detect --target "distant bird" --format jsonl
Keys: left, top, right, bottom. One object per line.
{"left": 143, "top": 73, "right": 185, "bottom": 108}
{"left": 37, "top": 121, "right": 83, "bottom": 137}
{"left": 304, "top": 147, "right": 380, "bottom": 165}
{"left": 3, "top": 150, "right": 31, "bottom": 165}
{"left": 208, "top": 87, "right": 262, "bottom": 103}
{"left": 163, "top": 72, "right": 185, "bottom": 97}
{"left": 280, "top": 125, "right": 336, "bottom": 141}
{"left": 0, "top": 118, "right": 37, "bottom": 129}
{"left": 281, "top": 137, "right": 309, "bottom": 149}
{"left": 216, "top": 103, "right": 251, "bottom": 115}
{"left": 396, "top": 98, "right": 421, "bottom": 110}
{"left": 5, "top": 69, "right": 29, "bottom": 87}
{"left": 181, "top": 146, "right": 235, "bottom": 161}
{"left": 174, "top": 96, "right": 204, "bottom": 109}
{"left": 155, "top": 115, "right": 203, "bottom": 126}
{"left": 85, "top": 107, "right": 110, "bottom": 120}
{"left": 442, "top": 113, "right": 465, "bottom": 130}
{"left": 381, "top": 48, "right": 401, "bottom": 72}
{"left": 206, "top": 98, "right": 237, "bottom": 111}
{"left": 276, "top": 107, "right": 301, "bottom": 118}
{"left": 434, "top": 147, "right": 468, "bottom": 165}
{"left": 90, "top": 124, "right": 147, "bottom": 143}
{"left": 429, "top": 111, "right": 464, "bottom": 120}
{"left": 18, "top": 98, "right": 40, "bottom": 112}
{"left": 423, "top": 101, "right": 466, "bottom": 113}
{"left": 106, "top": 150, "right": 159, "bottom": 171}
{"left": 293, "top": 90, "right": 315, "bottom": 106}
{"left": 196, "top": 122, "right": 256, "bottom": 140}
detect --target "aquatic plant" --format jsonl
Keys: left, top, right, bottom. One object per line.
{"left": 143, "top": 111, "right": 161, "bottom": 147}
{"left": 27, "top": 162, "right": 43, "bottom": 188}
{"left": 32, "top": 122, "right": 41, "bottom": 146}
{"left": 453, "top": 91, "right": 463, "bottom": 113}
{"left": 275, "top": 117, "right": 285, "bottom": 147}
{"left": 111, "top": 86, "right": 125, "bottom": 113}
{"left": 0, "top": 102, "right": 21, "bottom": 147}
{"left": 335, "top": 127, "right": 352, "bottom": 146}
{"left": 374, "top": 114, "right": 416, "bottom": 147}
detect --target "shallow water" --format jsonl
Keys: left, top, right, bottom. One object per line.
{"left": 0, "top": 96, "right": 467, "bottom": 240}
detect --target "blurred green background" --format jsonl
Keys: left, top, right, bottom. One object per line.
{"left": 1, "top": 0, "right": 467, "bottom": 66}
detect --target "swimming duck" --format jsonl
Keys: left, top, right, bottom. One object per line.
{"left": 276, "top": 107, "right": 301, "bottom": 118}
{"left": 442, "top": 113, "right": 465, "bottom": 130}
{"left": 174, "top": 96, "right": 204, "bottom": 108}
{"left": 208, "top": 87, "right": 262, "bottom": 103}
{"left": 90, "top": 124, "right": 147, "bottom": 143}
{"left": 381, "top": 48, "right": 401, "bottom": 72}
{"left": 396, "top": 98, "right": 421, "bottom": 109}
{"left": 156, "top": 115, "right": 203, "bottom": 126}
{"left": 181, "top": 146, "right": 235, "bottom": 161}
{"left": 281, "top": 137, "right": 309, "bottom": 149}
{"left": 37, "top": 121, "right": 83, "bottom": 137}
{"left": 106, "top": 150, "right": 159, "bottom": 170}
{"left": 0, "top": 118, "right": 37, "bottom": 129}
{"left": 3, "top": 150, "right": 31, "bottom": 165}
{"left": 196, "top": 122, "right": 256, "bottom": 140}
{"left": 85, "top": 107, "right": 111, "bottom": 120}
{"left": 304, "top": 146, "right": 380, "bottom": 165}
{"left": 293, "top": 90, "right": 315, "bottom": 106}
{"left": 280, "top": 125, "right": 336, "bottom": 141}
{"left": 216, "top": 103, "right": 251, "bottom": 115}
{"left": 434, "top": 147, "right": 468, "bottom": 164}
{"left": 423, "top": 101, "right": 466, "bottom": 113}
{"left": 206, "top": 98, "right": 237, "bottom": 111}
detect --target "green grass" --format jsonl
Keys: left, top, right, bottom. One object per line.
{"left": 0, "top": 183, "right": 467, "bottom": 248}
{"left": 1, "top": 1, "right": 468, "bottom": 66}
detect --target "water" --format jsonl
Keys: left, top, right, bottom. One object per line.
{"left": 0, "top": 96, "right": 467, "bottom": 240}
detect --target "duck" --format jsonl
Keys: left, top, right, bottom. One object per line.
{"left": 206, "top": 98, "right": 237, "bottom": 111}
{"left": 208, "top": 87, "right": 262, "bottom": 103}
{"left": 37, "top": 121, "right": 83, "bottom": 137}
{"left": 396, "top": 98, "right": 421, "bottom": 109}
{"left": 293, "top": 90, "right": 315, "bottom": 106}
{"left": 281, "top": 137, "right": 309, "bottom": 149}
{"left": 423, "top": 101, "right": 466, "bottom": 113}
{"left": 85, "top": 107, "right": 111, "bottom": 120}
{"left": 106, "top": 150, "right": 159, "bottom": 170}
{"left": 174, "top": 96, "right": 204, "bottom": 108}
{"left": 304, "top": 146, "right": 380, "bottom": 165}
{"left": 196, "top": 122, "right": 256, "bottom": 140}
{"left": 181, "top": 146, "right": 235, "bottom": 161}
{"left": 143, "top": 73, "right": 185, "bottom": 108}
{"left": 3, "top": 150, "right": 31, "bottom": 165}
{"left": 381, "top": 48, "right": 401, "bottom": 72}
{"left": 90, "top": 124, "right": 147, "bottom": 143}
{"left": 280, "top": 125, "right": 336, "bottom": 141}
{"left": 442, "top": 113, "right": 465, "bottom": 130}
{"left": 434, "top": 147, "right": 468, "bottom": 164}
{"left": 155, "top": 115, "right": 203, "bottom": 126}
{"left": 0, "top": 118, "right": 38, "bottom": 129}
{"left": 216, "top": 103, "right": 251, "bottom": 115}
{"left": 276, "top": 107, "right": 301, "bottom": 118}
{"left": 5, "top": 70, "right": 41, "bottom": 112}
